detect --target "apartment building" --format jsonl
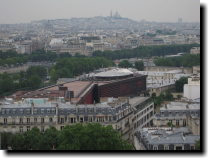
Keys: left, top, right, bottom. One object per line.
{"left": 134, "top": 127, "right": 200, "bottom": 150}
{"left": 153, "top": 101, "right": 200, "bottom": 128}
{"left": 0, "top": 96, "right": 154, "bottom": 141}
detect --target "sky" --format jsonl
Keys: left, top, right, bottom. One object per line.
{"left": 0, "top": 0, "right": 200, "bottom": 24}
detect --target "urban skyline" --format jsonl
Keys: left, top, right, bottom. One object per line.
{"left": 0, "top": 0, "right": 200, "bottom": 24}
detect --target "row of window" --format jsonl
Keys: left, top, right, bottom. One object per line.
{"left": 161, "top": 111, "right": 199, "bottom": 116}
{"left": 134, "top": 111, "right": 153, "bottom": 129}
{"left": 1, "top": 109, "right": 56, "bottom": 115}
{"left": 3, "top": 117, "right": 53, "bottom": 124}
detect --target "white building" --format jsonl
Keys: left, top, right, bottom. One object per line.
{"left": 190, "top": 47, "right": 200, "bottom": 54}
{"left": 184, "top": 76, "right": 200, "bottom": 100}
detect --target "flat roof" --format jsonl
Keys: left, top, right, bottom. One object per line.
{"left": 129, "top": 97, "right": 150, "bottom": 106}
{"left": 160, "top": 102, "right": 200, "bottom": 111}
{"left": 94, "top": 68, "right": 133, "bottom": 78}
{"left": 46, "top": 81, "right": 92, "bottom": 98}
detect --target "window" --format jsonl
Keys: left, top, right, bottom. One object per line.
{"left": 49, "top": 117, "right": 53, "bottom": 123}
{"left": 41, "top": 118, "right": 45, "bottom": 123}
{"left": 19, "top": 126, "right": 23, "bottom": 133}
{"left": 190, "top": 146, "right": 195, "bottom": 150}
{"left": 26, "top": 126, "right": 31, "bottom": 131}
{"left": 70, "top": 118, "right": 74, "bottom": 123}
{"left": 27, "top": 118, "right": 30, "bottom": 124}
{"left": 6, "top": 109, "right": 10, "bottom": 114}
{"left": 183, "top": 119, "right": 187, "bottom": 126}
{"left": 19, "top": 118, "right": 23, "bottom": 124}
{"left": 34, "top": 118, "right": 37, "bottom": 123}
{"left": 164, "top": 146, "right": 169, "bottom": 150}
{"left": 80, "top": 117, "right": 84, "bottom": 123}
{"left": 12, "top": 118, "right": 15, "bottom": 124}
{"left": 26, "top": 109, "right": 31, "bottom": 114}
{"left": 89, "top": 117, "right": 92, "bottom": 122}
{"left": 60, "top": 118, "right": 64, "bottom": 124}
{"left": 153, "top": 146, "right": 158, "bottom": 150}
{"left": 176, "top": 120, "right": 179, "bottom": 126}
{"left": 41, "top": 109, "right": 44, "bottom": 114}
{"left": 20, "top": 109, "right": 23, "bottom": 114}
{"left": 1, "top": 110, "right": 5, "bottom": 114}
{"left": 3, "top": 118, "right": 7, "bottom": 124}
{"left": 33, "top": 109, "right": 37, "bottom": 114}
{"left": 12, "top": 109, "right": 16, "bottom": 114}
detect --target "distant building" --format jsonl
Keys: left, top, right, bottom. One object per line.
{"left": 153, "top": 101, "right": 200, "bottom": 128}
{"left": 134, "top": 127, "right": 199, "bottom": 150}
{"left": 190, "top": 47, "right": 200, "bottom": 54}
{"left": 184, "top": 76, "right": 200, "bottom": 100}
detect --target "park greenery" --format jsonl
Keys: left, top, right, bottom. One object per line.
{"left": 0, "top": 66, "right": 47, "bottom": 96}
{"left": 175, "top": 77, "right": 188, "bottom": 92}
{"left": 50, "top": 57, "right": 114, "bottom": 82}
{"left": 153, "top": 54, "right": 200, "bottom": 67}
{"left": 92, "top": 44, "right": 200, "bottom": 60}
{"left": 1, "top": 123, "right": 134, "bottom": 150}
{"left": 0, "top": 49, "right": 73, "bottom": 67}
{"left": 118, "top": 60, "right": 133, "bottom": 68}
{"left": 118, "top": 60, "right": 144, "bottom": 71}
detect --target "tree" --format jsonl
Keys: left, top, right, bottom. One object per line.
{"left": 26, "top": 66, "right": 47, "bottom": 80}
{"left": 175, "top": 77, "right": 188, "bottom": 92}
{"left": 118, "top": 60, "right": 133, "bottom": 68}
{"left": 2, "top": 123, "right": 134, "bottom": 150}
{"left": 134, "top": 61, "right": 144, "bottom": 71}
{"left": 57, "top": 123, "right": 134, "bottom": 150}
{"left": 167, "top": 121, "right": 175, "bottom": 128}
{"left": 195, "top": 139, "right": 200, "bottom": 150}
{"left": 27, "top": 75, "right": 42, "bottom": 89}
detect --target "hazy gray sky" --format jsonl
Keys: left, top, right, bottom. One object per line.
{"left": 0, "top": 0, "right": 200, "bottom": 24}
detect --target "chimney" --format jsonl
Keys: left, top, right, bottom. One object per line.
{"left": 56, "top": 103, "right": 59, "bottom": 115}
{"left": 31, "top": 102, "right": 34, "bottom": 115}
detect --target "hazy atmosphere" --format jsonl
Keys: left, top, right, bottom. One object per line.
{"left": 0, "top": 0, "right": 200, "bottom": 24}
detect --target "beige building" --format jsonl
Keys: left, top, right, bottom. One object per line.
{"left": 153, "top": 101, "right": 200, "bottom": 130}
{"left": 0, "top": 96, "right": 154, "bottom": 142}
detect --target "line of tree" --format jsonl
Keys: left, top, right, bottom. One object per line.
{"left": 92, "top": 44, "right": 200, "bottom": 60}
{"left": 153, "top": 54, "right": 200, "bottom": 67}
{"left": 50, "top": 57, "right": 114, "bottom": 82}
{"left": 118, "top": 60, "right": 144, "bottom": 71}
{"left": 0, "top": 50, "right": 73, "bottom": 67}
{"left": 1, "top": 123, "right": 134, "bottom": 150}
{"left": 0, "top": 66, "right": 47, "bottom": 96}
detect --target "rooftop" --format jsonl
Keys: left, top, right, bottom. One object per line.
{"left": 136, "top": 127, "right": 200, "bottom": 145}
{"left": 160, "top": 102, "right": 200, "bottom": 111}
{"left": 94, "top": 68, "right": 133, "bottom": 78}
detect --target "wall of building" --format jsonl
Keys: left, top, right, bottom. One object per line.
{"left": 98, "top": 76, "right": 146, "bottom": 98}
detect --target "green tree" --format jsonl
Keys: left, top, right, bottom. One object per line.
{"left": 2, "top": 123, "right": 134, "bottom": 150}
{"left": 175, "top": 77, "right": 188, "bottom": 92}
{"left": 118, "top": 60, "right": 133, "bottom": 68}
{"left": 195, "top": 139, "right": 200, "bottom": 150}
{"left": 26, "top": 66, "right": 47, "bottom": 80}
{"left": 27, "top": 75, "right": 42, "bottom": 89}
{"left": 57, "top": 123, "right": 134, "bottom": 150}
{"left": 134, "top": 61, "right": 144, "bottom": 71}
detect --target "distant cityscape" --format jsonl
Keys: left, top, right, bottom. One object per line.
{"left": 0, "top": 14, "right": 200, "bottom": 151}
